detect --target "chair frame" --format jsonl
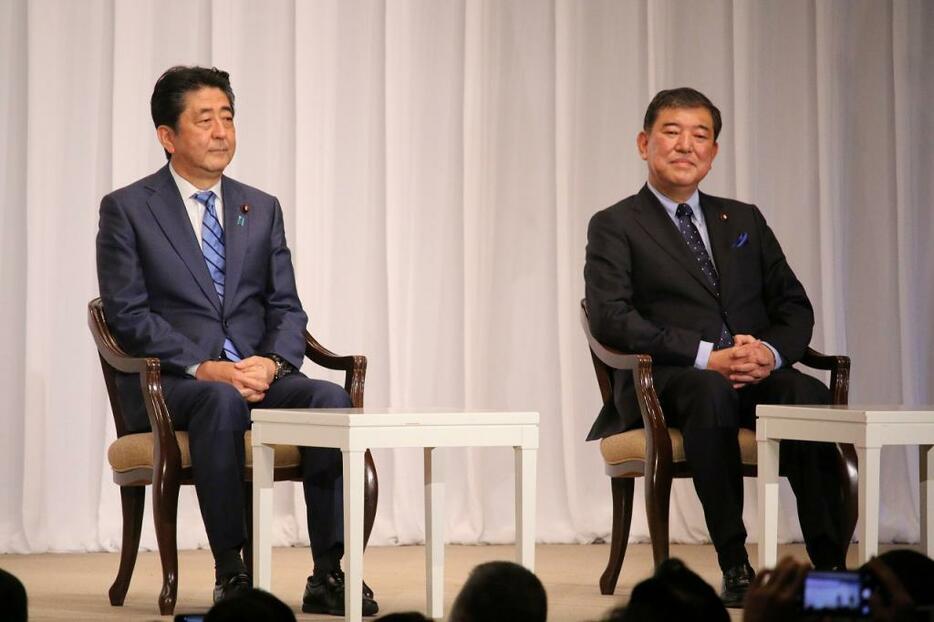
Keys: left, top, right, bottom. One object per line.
{"left": 88, "top": 297, "right": 379, "bottom": 615}
{"left": 580, "top": 300, "right": 858, "bottom": 595}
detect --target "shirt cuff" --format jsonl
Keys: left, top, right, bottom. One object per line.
{"left": 186, "top": 363, "right": 201, "bottom": 378}
{"left": 695, "top": 340, "right": 714, "bottom": 370}
{"left": 761, "top": 341, "right": 784, "bottom": 369}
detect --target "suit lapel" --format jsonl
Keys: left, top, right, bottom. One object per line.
{"left": 221, "top": 177, "right": 248, "bottom": 312}
{"left": 700, "top": 193, "right": 734, "bottom": 302}
{"left": 145, "top": 166, "right": 222, "bottom": 314}
{"left": 632, "top": 185, "right": 718, "bottom": 298}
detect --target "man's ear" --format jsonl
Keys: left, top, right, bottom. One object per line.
{"left": 156, "top": 125, "right": 176, "bottom": 156}
{"left": 636, "top": 131, "right": 649, "bottom": 161}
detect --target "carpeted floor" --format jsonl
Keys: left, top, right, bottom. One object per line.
{"left": 1, "top": 542, "right": 872, "bottom": 621}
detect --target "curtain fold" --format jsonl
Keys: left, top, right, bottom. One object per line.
{"left": 1, "top": 0, "right": 931, "bottom": 555}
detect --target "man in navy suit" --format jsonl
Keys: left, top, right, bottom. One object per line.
{"left": 584, "top": 88, "right": 846, "bottom": 606}
{"left": 97, "top": 66, "right": 377, "bottom": 616}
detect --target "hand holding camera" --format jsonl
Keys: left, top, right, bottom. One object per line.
{"left": 743, "top": 557, "right": 809, "bottom": 622}
{"left": 744, "top": 555, "right": 922, "bottom": 622}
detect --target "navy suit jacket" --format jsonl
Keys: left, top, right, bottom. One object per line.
{"left": 583, "top": 184, "right": 814, "bottom": 440}
{"left": 97, "top": 165, "right": 307, "bottom": 427}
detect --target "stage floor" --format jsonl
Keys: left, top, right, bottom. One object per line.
{"left": 2, "top": 542, "right": 873, "bottom": 621}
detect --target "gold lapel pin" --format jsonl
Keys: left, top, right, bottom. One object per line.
{"left": 719, "top": 212, "right": 728, "bottom": 221}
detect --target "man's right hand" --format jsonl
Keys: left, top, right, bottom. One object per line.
{"left": 195, "top": 360, "right": 270, "bottom": 402}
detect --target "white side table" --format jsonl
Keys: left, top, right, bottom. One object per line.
{"left": 756, "top": 404, "right": 934, "bottom": 569}
{"left": 251, "top": 408, "right": 539, "bottom": 621}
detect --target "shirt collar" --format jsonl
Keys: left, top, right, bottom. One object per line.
{"left": 168, "top": 162, "right": 223, "bottom": 202}
{"left": 647, "top": 183, "right": 701, "bottom": 222}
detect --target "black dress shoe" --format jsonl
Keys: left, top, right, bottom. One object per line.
{"left": 720, "top": 561, "right": 755, "bottom": 608}
{"left": 213, "top": 571, "right": 252, "bottom": 603}
{"left": 302, "top": 570, "right": 379, "bottom": 616}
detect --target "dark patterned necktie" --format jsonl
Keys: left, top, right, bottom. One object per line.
{"left": 193, "top": 190, "right": 242, "bottom": 361}
{"left": 676, "top": 203, "right": 733, "bottom": 349}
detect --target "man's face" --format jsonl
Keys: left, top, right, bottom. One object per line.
{"left": 158, "top": 86, "right": 236, "bottom": 185}
{"left": 637, "top": 106, "right": 718, "bottom": 201}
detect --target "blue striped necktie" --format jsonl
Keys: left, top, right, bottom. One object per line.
{"left": 675, "top": 203, "right": 733, "bottom": 349}
{"left": 193, "top": 190, "right": 242, "bottom": 362}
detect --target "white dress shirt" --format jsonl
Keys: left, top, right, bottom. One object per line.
{"left": 168, "top": 163, "right": 225, "bottom": 377}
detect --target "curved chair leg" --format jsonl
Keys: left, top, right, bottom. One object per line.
{"left": 153, "top": 469, "right": 181, "bottom": 616}
{"left": 838, "top": 443, "right": 859, "bottom": 561}
{"left": 363, "top": 449, "right": 379, "bottom": 548}
{"left": 600, "top": 477, "right": 634, "bottom": 595}
{"left": 109, "top": 485, "right": 145, "bottom": 606}
{"left": 645, "top": 459, "right": 673, "bottom": 568}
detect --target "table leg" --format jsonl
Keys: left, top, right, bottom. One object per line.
{"left": 922, "top": 445, "right": 933, "bottom": 558}
{"left": 515, "top": 446, "right": 537, "bottom": 571}
{"left": 252, "top": 441, "right": 275, "bottom": 591}
{"left": 856, "top": 445, "right": 881, "bottom": 564}
{"left": 424, "top": 447, "right": 444, "bottom": 620}
{"left": 757, "top": 438, "right": 780, "bottom": 570}
{"left": 343, "top": 449, "right": 365, "bottom": 622}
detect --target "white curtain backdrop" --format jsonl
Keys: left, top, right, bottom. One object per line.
{"left": 1, "top": 0, "right": 932, "bottom": 559}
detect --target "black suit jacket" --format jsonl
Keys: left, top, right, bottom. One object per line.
{"left": 583, "top": 184, "right": 814, "bottom": 440}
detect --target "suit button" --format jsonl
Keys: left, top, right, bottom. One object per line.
{"left": 223, "top": 319, "right": 229, "bottom": 329}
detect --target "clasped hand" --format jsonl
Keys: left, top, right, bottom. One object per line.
{"left": 194, "top": 355, "right": 277, "bottom": 402}
{"left": 708, "top": 334, "right": 775, "bottom": 389}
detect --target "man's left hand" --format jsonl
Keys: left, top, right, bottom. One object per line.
{"left": 235, "top": 356, "right": 276, "bottom": 386}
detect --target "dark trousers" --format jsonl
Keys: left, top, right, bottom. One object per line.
{"left": 656, "top": 367, "right": 845, "bottom": 571}
{"left": 150, "top": 372, "right": 350, "bottom": 577}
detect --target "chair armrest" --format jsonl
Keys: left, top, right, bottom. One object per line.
{"left": 88, "top": 307, "right": 159, "bottom": 375}
{"left": 87, "top": 300, "right": 180, "bottom": 473}
{"left": 579, "top": 302, "right": 672, "bottom": 464}
{"left": 578, "top": 304, "right": 647, "bottom": 372}
{"left": 801, "top": 347, "right": 849, "bottom": 373}
{"left": 800, "top": 347, "right": 850, "bottom": 405}
{"left": 304, "top": 331, "right": 367, "bottom": 408}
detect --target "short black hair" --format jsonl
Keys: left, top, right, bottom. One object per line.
{"left": 204, "top": 588, "right": 295, "bottom": 622}
{"left": 863, "top": 549, "right": 934, "bottom": 607}
{"left": 449, "top": 561, "right": 547, "bottom": 622}
{"left": 616, "top": 558, "right": 729, "bottom": 622}
{"left": 643, "top": 87, "right": 722, "bottom": 140}
{"left": 150, "top": 65, "right": 235, "bottom": 160}
{"left": 0, "top": 568, "right": 27, "bottom": 622}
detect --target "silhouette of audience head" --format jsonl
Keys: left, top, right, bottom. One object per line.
{"left": 0, "top": 568, "right": 27, "bottom": 622}
{"left": 603, "top": 558, "right": 728, "bottom": 622}
{"left": 863, "top": 548, "right": 934, "bottom": 608}
{"left": 204, "top": 588, "right": 295, "bottom": 622}
{"left": 448, "top": 561, "right": 547, "bottom": 622}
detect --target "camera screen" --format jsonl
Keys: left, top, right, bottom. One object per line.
{"left": 802, "top": 571, "right": 870, "bottom": 616}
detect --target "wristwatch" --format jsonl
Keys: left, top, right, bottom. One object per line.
{"left": 266, "top": 354, "right": 294, "bottom": 381}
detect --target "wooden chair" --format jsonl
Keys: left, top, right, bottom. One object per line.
{"left": 88, "top": 298, "right": 379, "bottom": 615}
{"left": 579, "top": 300, "right": 858, "bottom": 595}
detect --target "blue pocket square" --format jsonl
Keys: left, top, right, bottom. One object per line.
{"left": 732, "top": 232, "right": 749, "bottom": 248}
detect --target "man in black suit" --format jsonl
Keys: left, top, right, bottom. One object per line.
{"left": 584, "top": 88, "right": 846, "bottom": 606}
{"left": 97, "top": 66, "right": 377, "bottom": 616}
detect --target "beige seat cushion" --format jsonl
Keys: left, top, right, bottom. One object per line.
{"left": 108, "top": 431, "right": 302, "bottom": 473}
{"left": 600, "top": 427, "right": 757, "bottom": 466}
